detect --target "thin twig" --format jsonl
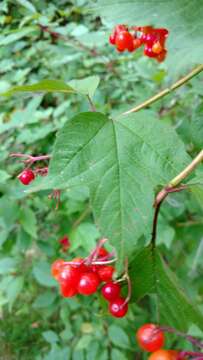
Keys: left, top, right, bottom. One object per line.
{"left": 151, "top": 150, "right": 203, "bottom": 247}
{"left": 120, "top": 64, "right": 203, "bottom": 116}
{"left": 87, "top": 95, "right": 96, "bottom": 112}
{"left": 159, "top": 326, "right": 203, "bottom": 350}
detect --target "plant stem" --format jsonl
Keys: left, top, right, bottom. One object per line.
{"left": 151, "top": 150, "right": 203, "bottom": 247}
{"left": 120, "top": 64, "right": 203, "bottom": 116}
{"left": 87, "top": 95, "right": 96, "bottom": 112}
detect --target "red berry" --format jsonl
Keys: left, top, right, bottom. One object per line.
{"left": 60, "top": 282, "right": 78, "bottom": 297}
{"left": 116, "top": 31, "right": 134, "bottom": 52}
{"left": 77, "top": 272, "right": 100, "bottom": 295}
{"left": 136, "top": 323, "right": 165, "bottom": 352}
{"left": 58, "top": 264, "right": 81, "bottom": 287}
{"left": 101, "top": 282, "right": 120, "bottom": 301}
{"left": 109, "top": 297, "right": 128, "bottom": 317}
{"left": 144, "top": 46, "right": 157, "bottom": 58}
{"left": 145, "top": 33, "right": 158, "bottom": 45}
{"left": 18, "top": 169, "right": 35, "bottom": 185}
{"left": 133, "top": 38, "right": 142, "bottom": 49}
{"left": 51, "top": 259, "right": 64, "bottom": 280}
{"left": 97, "top": 265, "right": 115, "bottom": 282}
{"left": 109, "top": 33, "right": 116, "bottom": 45}
{"left": 148, "top": 350, "right": 180, "bottom": 360}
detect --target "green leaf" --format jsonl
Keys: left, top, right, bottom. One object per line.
{"left": 0, "top": 170, "right": 11, "bottom": 184}
{"left": 108, "top": 325, "right": 130, "bottom": 349}
{"left": 94, "top": 0, "right": 203, "bottom": 77}
{"left": 31, "top": 111, "right": 189, "bottom": 266}
{"left": 32, "top": 291, "right": 57, "bottom": 309}
{"left": 68, "top": 76, "right": 100, "bottom": 99}
{"left": 0, "top": 258, "right": 17, "bottom": 274}
{"left": 111, "top": 349, "right": 128, "bottom": 360}
{"left": 0, "top": 27, "right": 37, "bottom": 46}
{"left": 42, "top": 330, "right": 59, "bottom": 344}
{"left": 129, "top": 247, "right": 203, "bottom": 331}
{"left": 1, "top": 80, "right": 75, "bottom": 97}
{"left": 33, "top": 261, "right": 56, "bottom": 287}
{"left": 70, "top": 223, "right": 100, "bottom": 252}
{"left": 19, "top": 207, "right": 37, "bottom": 238}
{"left": 16, "top": 0, "right": 37, "bottom": 13}
{"left": 6, "top": 276, "right": 24, "bottom": 311}
{"left": 75, "top": 335, "right": 92, "bottom": 350}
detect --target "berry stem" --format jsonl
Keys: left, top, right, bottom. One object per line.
{"left": 159, "top": 326, "right": 203, "bottom": 349}
{"left": 178, "top": 352, "right": 203, "bottom": 360}
{"left": 119, "top": 64, "right": 203, "bottom": 116}
{"left": 121, "top": 258, "right": 131, "bottom": 307}
{"left": 151, "top": 150, "right": 203, "bottom": 248}
{"left": 10, "top": 153, "right": 51, "bottom": 164}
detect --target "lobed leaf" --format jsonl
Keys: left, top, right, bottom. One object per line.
{"left": 29, "top": 111, "right": 189, "bottom": 266}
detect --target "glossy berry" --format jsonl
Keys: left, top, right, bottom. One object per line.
{"left": 148, "top": 350, "right": 179, "bottom": 360}
{"left": 60, "top": 282, "right": 78, "bottom": 297}
{"left": 145, "top": 33, "right": 158, "bottom": 45}
{"left": 101, "top": 282, "right": 121, "bottom": 301}
{"left": 109, "top": 297, "right": 128, "bottom": 318}
{"left": 77, "top": 272, "right": 100, "bottom": 295}
{"left": 18, "top": 169, "right": 35, "bottom": 185}
{"left": 51, "top": 259, "right": 64, "bottom": 280}
{"left": 72, "top": 257, "right": 89, "bottom": 273}
{"left": 97, "top": 265, "right": 115, "bottom": 282}
{"left": 115, "top": 31, "right": 134, "bottom": 51}
{"left": 144, "top": 46, "right": 157, "bottom": 58}
{"left": 136, "top": 323, "right": 165, "bottom": 352}
{"left": 58, "top": 264, "right": 81, "bottom": 286}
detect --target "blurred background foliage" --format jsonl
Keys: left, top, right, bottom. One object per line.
{"left": 0, "top": 0, "right": 203, "bottom": 359}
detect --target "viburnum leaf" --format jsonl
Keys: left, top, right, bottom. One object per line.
{"left": 28, "top": 111, "right": 190, "bottom": 266}
{"left": 94, "top": 0, "right": 203, "bottom": 77}
{"left": 129, "top": 247, "right": 203, "bottom": 331}
{"left": 1, "top": 80, "right": 75, "bottom": 97}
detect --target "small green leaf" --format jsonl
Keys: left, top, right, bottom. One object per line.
{"left": 19, "top": 207, "right": 37, "bottom": 238}
{"left": 68, "top": 76, "right": 100, "bottom": 99}
{"left": 6, "top": 276, "right": 24, "bottom": 311}
{"left": 1, "top": 79, "right": 75, "bottom": 97}
{"left": 108, "top": 325, "right": 130, "bottom": 349}
{"left": 70, "top": 223, "right": 100, "bottom": 252}
{"left": 0, "top": 170, "right": 11, "bottom": 184}
{"left": 42, "top": 330, "right": 59, "bottom": 344}
{"left": 33, "top": 261, "right": 56, "bottom": 287}
{"left": 32, "top": 291, "right": 57, "bottom": 308}
{"left": 0, "top": 258, "right": 17, "bottom": 274}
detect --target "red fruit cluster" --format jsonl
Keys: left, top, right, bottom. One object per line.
{"left": 51, "top": 247, "right": 129, "bottom": 318}
{"left": 109, "top": 25, "right": 169, "bottom": 62}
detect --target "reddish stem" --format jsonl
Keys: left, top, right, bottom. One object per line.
{"left": 159, "top": 326, "right": 203, "bottom": 349}
{"left": 10, "top": 153, "right": 51, "bottom": 164}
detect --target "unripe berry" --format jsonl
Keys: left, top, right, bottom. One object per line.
{"left": 51, "top": 259, "right": 64, "bottom": 280}
{"left": 18, "top": 169, "right": 35, "bottom": 185}
{"left": 148, "top": 349, "right": 180, "bottom": 360}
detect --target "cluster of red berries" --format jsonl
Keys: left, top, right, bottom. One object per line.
{"left": 51, "top": 246, "right": 129, "bottom": 318}
{"left": 136, "top": 324, "right": 186, "bottom": 360}
{"left": 109, "top": 25, "right": 168, "bottom": 62}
